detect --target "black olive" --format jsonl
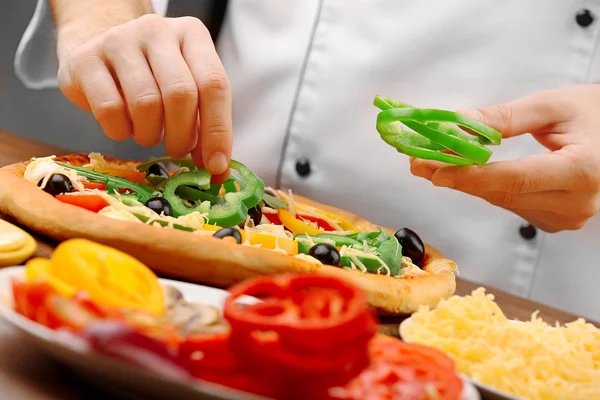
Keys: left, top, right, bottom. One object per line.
{"left": 38, "top": 173, "right": 74, "bottom": 196}
{"left": 394, "top": 228, "right": 425, "bottom": 265}
{"left": 147, "top": 162, "right": 170, "bottom": 178}
{"left": 213, "top": 228, "right": 242, "bottom": 244}
{"left": 308, "top": 243, "right": 341, "bottom": 266}
{"left": 145, "top": 197, "right": 172, "bottom": 216}
{"left": 248, "top": 204, "right": 263, "bottom": 226}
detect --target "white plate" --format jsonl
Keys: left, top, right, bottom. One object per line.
{"left": 400, "top": 318, "right": 523, "bottom": 400}
{"left": 0, "top": 266, "right": 479, "bottom": 400}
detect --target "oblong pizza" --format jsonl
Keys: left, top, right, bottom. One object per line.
{"left": 0, "top": 153, "right": 458, "bottom": 314}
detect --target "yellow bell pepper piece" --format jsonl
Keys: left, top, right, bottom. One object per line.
{"left": 0, "top": 219, "right": 37, "bottom": 268}
{"left": 201, "top": 224, "right": 222, "bottom": 232}
{"left": 239, "top": 231, "right": 298, "bottom": 255}
{"left": 278, "top": 209, "right": 322, "bottom": 236}
{"left": 294, "top": 203, "right": 358, "bottom": 232}
{"left": 48, "top": 239, "right": 164, "bottom": 315}
{"left": 25, "top": 257, "right": 77, "bottom": 297}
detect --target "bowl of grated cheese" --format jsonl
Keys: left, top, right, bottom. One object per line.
{"left": 399, "top": 288, "right": 600, "bottom": 400}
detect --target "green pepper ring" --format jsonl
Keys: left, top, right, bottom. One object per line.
{"left": 374, "top": 96, "right": 502, "bottom": 166}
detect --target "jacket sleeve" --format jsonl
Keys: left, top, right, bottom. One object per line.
{"left": 14, "top": 0, "right": 59, "bottom": 89}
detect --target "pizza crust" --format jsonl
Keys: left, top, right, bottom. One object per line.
{"left": 0, "top": 155, "right": 457, "bottom": 314}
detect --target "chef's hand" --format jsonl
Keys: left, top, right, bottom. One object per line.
{"left": 410, "top": 84, "right": 600, "bottom": 232}
{"left": 56, "top": 14, "right": 232, "bottom": 180}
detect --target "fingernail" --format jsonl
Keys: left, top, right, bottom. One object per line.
{"left": 432, "top": 177, "right": 454, "bottom": 188}
{"left": 207, "top": 152, "right": 228, "bottom": 175}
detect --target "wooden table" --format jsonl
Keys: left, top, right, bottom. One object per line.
{"left": 0, "top": 130, "right": 593, "bottom": 399}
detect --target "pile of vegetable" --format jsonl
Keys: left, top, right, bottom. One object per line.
{"left": 374, "top": 96, "right": 502, "bottom": 165}
{"left": 12, "top": 239, "right": 464, "bottom": 400}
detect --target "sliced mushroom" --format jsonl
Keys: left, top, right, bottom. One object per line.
{"left": 162, "top": 285, "right": 184, "bottom": 309}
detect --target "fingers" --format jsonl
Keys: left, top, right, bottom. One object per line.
{"left": 175, "top": 17, "right": 233, "bottom": 175}
{"left": 142, "top": 18, "right": 198, "bottom": 158}
{"left": 57, "top": 14, "right": 233, "bottom": 174}
{"left": 411, "top": 153, "right": 578, "bottom": 194}
{"left": 64, "top": 51, "right": 133, "bottom": 141}
{"left": 103, "top": 37, "right": 164, "bottom": 147}
{"left": 458, "top": 90, "right": 571, "bottom": 138}
{"left": 510, "top": 209, "right": 591, "bottom": 233}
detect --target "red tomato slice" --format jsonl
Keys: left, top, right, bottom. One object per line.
{"left": 263, "top": 210, "right": 336, "bottom": 231}
{"left": 371, "top": 335, "right": 456, "bottom": 372}
{"left": 86, "top": 168, "right": 146, "bottom": 183}
{"left": 36, "top": 294, "right": 100, "bottom": 332}
{"left": 12, "top": 280, "right": 55, "bottom": 321}
{"left": 180, "top": 331, "right": 241, "bottom": 372}
{"left": 82, "top": 181, "right": 132, "bottom": 194}
{"left": 296, "top": 213, "right": 336, "bottom": 231}
{"left": 197, "top": 370, "right": 279, "bottom": 399}
{"left": 263, "top": 211, "right": 282, "bottom": 225}
{"left": 331, "top": 336, "right": 463, "bottom": 400}
{"left": 55, "top": 194, "right": 109, "bottom": 212}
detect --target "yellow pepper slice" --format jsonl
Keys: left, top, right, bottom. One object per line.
{"left": 240, "top": 231, "right": 298, "bottom": 255}
{"left": 201, "top": 224, "right": 222, "bottom": 232}
{"left": 25, "top": 257, "right": 77, "bottom": 297}
{"left": 278, "top": 209, "right": 322, "bottom": 236}
{"left": 0, "top": 219, "right": 37, "bottom": 268}
{"left": 47, "top": 239, "right": 164, "bottom": 315}
{"left": 294, "top": 203, "right": 358, "bottom": 232}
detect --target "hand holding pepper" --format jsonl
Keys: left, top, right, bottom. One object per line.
{"left": 410, "top": 84, "right": 600, "bottom": 233}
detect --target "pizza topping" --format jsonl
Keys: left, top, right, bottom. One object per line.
{"left": 56, "top": 162, "right": 156, "bottom": 203}
{"left": 296, "top": 231, "right": 401, "bottom": 276}
{"left": 136, "top": 155, "right": 197, "bottom": 174}
{"left": 374, "top": 95, "right": 502, "bottom": 166}
{"left": 403, "top": 288, "right": 600, "bottom": 400}
{"left": 144, "top": 197, "right": 173, "bottom": 217}
{"left": 55, "top": 194, "right": 110, "bottom": 213}
{"left": 394, "top": 228, "right": 425, "bottom": 265}
{"left": 38, "top": 173, "right": 74, "bottom": 196}
{"left": 147, "top": 162, "right": 171, "bottom": 178}
{"left": 247, "top": 204, "right": 263, "bottom": 226}
{"left": 162, "top": 160, "right": 264, "bottom": 227}
{"left": 85, "top": 152, "right": 138, "bottom": 171}
{"left": 308, "top": 243, "right": 341, "bottom": 266}
{"left": 213, "top": 227, "right": 242, "bottom": 244}
{"left": 25, "top": 156, "right": 85, "bottom": 191}
{"left": 278, "top": 208, "right": 323, "bottom": 235}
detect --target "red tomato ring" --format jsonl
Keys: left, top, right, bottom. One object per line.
{"left": 371, "top": 335, "right": 456, "bottom": 372}
{"left": 229, "top": 327, "right": 370, "bottom": 388}
{"left": 179, "top": 331, "right": 242, "bottom": 372}
{"left": 330, "top": 336, "right": 464, "bottom": 400}
{"left": 223, "top": 274, "right": 375, "bottom": 347}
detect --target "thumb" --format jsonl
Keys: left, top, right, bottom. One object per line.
{"left": 458, "top": 92, "right": 570, "bottom": 139}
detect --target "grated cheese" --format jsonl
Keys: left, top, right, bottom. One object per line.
{"left": 402, "top": 288, "right": 600, "bottom": 400}
{"left": 275, "top": 189, "right": 345, "bottom": 231}
{"left": 84, "top": 152, "right": 137, "bottom": 170}
{"left": 294, "top": 253, "right": 322, "bottom": 264}
{"left": 24, "top": 156, "right": 86, "bottom": 191}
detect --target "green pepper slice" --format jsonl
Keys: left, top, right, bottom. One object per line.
{"left": 374, "top": 95, "right": 502, "bottom": 165}
{"left": 136, "top": 156, "right": 197, "bottom": 173}
{"left": 56, "top": 162, "right": 155, "bottom": 203}
{"left": 162, "top": 160, "right": 264, "bottom": 227}
{"left": 294, "top": 231, "right": 402, "bottom": 276}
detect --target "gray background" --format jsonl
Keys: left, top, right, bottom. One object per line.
{"left": 0, "top": 0, "right": 166, "bottom": 159}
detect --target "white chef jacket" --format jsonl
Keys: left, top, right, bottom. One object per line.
{"left": 16, "top": 0, "right": 600, "bottom": 322}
